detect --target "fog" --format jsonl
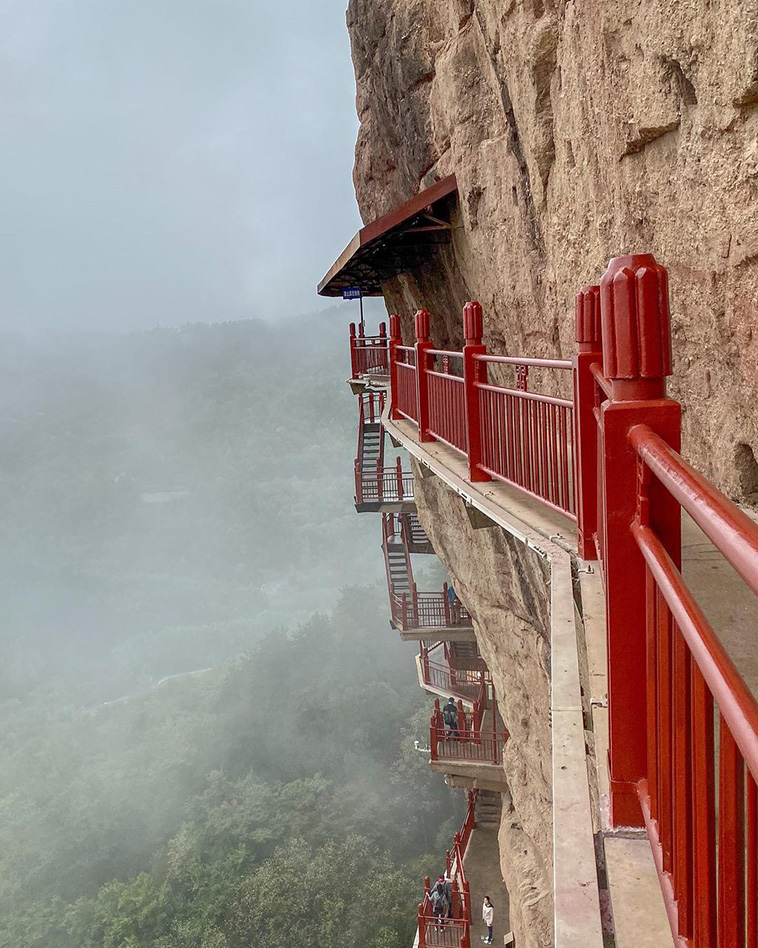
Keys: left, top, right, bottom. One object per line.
{"left": 1, "top": 0, "right": 363, "bottom": 332}
{"left": 0, "top": 7, "right": 448, "bottom": 945}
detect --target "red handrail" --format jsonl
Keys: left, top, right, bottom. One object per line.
{"left": 391, "top": 590, "right": 472, "bottom": 631}
{"left": 418, "top": 645, "right": 490, "bottom": 704}
{"left": 387, "top": 308, "right": 576, "bottom": 517}
{"left": 628, "top": 424, "right": 758, "bottom": 946}
{"left": 429, "top": 699, "right": 508, "bottom": 765}
{"left": 417, "top": 792, "right": 477, "bottom": 948}
{"left": 380, "top": 257, "right": 758, "bottom": 944}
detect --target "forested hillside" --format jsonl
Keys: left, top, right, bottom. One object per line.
{"left": 0, "top": 317, "right": 453, "bottom": 947}
{"left": 0, "top": 587, "right": 456, "bottom": 947}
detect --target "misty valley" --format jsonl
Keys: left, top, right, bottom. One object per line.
{"left": 0, "top": 319, "right": 456, "bottom": 947}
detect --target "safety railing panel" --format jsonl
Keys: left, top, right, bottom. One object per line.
{"left": 392, "top": 590, "right": 471, "bottom": 631}
{"left": 420, "top": 657, "right": 486, "bottom": 701}
{"left": 387, "top": 309, "right": 576, "bottom": 520}
{"left": 475, "top": 355, "right": 574, "bottom": 517}
{"left": 354, "top": 459, "right": 414, "bottom": 506}
{"left": 630, "top": 424, "right": 758, "bottom": 948}
{"left": 426, "top": 350, "right": 467, "bottom": 456}
{"left": 358, "top": 389, "right": 384, "bottom": 424}
{"left": 430, "top": 700, "right": 508, "bottom": 766}
{"left": 349, "top": 322, "right": 389, "bottom": 378}
{"left": 431, "top": 730, "right": 508, "bottom": 766}
{"left": 394, "top": 346, "right": 418, "bottom": 422}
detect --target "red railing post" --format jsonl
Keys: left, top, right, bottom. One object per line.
{"left": 354, "top": 458, "right": 362, "bottom": 505}
{"left": 452, "top": 876, "right": 461, "bottom": 918}
{"left": 599, "top": 254, "right": 681, "bottom": 828}
{"left": 389, "top": 315, "right": 402, "bottom": 420}
{"left": 431, "top": 699, "right": 441, "bottom": 760}
{"left": 457, "top": 699, "right": 467, "bottom": 742}
{"left": 462, "top": 882, "right": 471, "bottom": 948}
{"left": 573, "top": 285, "right": 601, "bottom": 560}
{"left": 422, "top": 643, "right": 430, "bottom": 686}
{"left": 462, "top": 301, "right": 491, "bottom": 483}
{"left": 415, "top": 310, "right": 434, "bottom": 442}
{"left": 418, "top": 903, "right": 426, "bottom": 948}
{"left": 349, "top": 322, "right": 359, "bottom": 378}
{"left": 412, "top": 582, "right": 420, "bottom": 628}
{"left": 376, "top": 458, "right": 383, "bottom": 503}
{"left": 443, "top": 582, "right": 451, "bottom": 625}
{"left": 395, "top": 456, "right": 404, "bottom": 499}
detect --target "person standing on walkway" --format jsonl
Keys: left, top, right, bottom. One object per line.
{"left": 481, "top": 895, "right": 494, "bottom": 944}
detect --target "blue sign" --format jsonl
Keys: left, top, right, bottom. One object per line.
{"left": 342, "top": 286, "right": 362, "bottom": 300}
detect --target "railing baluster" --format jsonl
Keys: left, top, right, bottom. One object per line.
{"left": 718, "top": 721, "right": 746, "bottom": 948}
{"left": 646, "top": 567, "right": 659, "bottom": 824}
{"left": 658, "top": 589, "right": 674, "bottom": 873}
{"left": 672, "top": 621, "right": 693, "bottom": 937}
{"left": 748, "top": 773, "right": 757, "bottom": 948}
{"left": 691, "top": 663, "right": 717, "bottom": 948}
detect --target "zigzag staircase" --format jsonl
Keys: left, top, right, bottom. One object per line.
{"left": 382, "top": 513, "right": 474, "bottom": 640}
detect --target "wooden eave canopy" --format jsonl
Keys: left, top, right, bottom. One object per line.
{"left": 317, "top": 175, "right": 458, "bottom": 297}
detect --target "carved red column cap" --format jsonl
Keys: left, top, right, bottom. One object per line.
{"left": 349, "top": 322, "right": 356, "bottom": 336}
{"left": 575, "top": 285, "right": 601, "bottom": 350}
{"left": 415, "top": 309, "right": 431, "bottom": 342}
{"left": 600, "top": 253, "right": 672, "bottom": 382}
{"left": 379, "top": 321, "right": 387, "bottom": 337}
{"left": 389, "top": 314, "right": 401, "bottom": 340}
{"left": 463, "top": 300, "right": 483, "bottom": 345}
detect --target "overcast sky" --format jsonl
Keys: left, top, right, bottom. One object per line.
{"left": 0, "top": 0, "right": 365, "bottom": 332}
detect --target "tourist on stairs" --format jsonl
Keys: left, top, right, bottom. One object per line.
{"left": 430, "top": 876, "right": 449, "bottom": 928}
{"left": 442, "top": 697, "right": 459, "bottom": 740}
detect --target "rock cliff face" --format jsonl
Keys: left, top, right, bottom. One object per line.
{"left": 345, "top": 2, "right": 758, "bottom": 944}
{"left": 346, "top": 0, "right": 758, "bottom": 497}
{"left": 411, "top": 461, "right": 554, "bottom": 945}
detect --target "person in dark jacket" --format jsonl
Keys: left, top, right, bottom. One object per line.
{"left": 442, "top": 697, "right": 459, "bottom": 740}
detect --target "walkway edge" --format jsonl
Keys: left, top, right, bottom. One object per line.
{"left": 383, "top": 409, "right": 604, "bottom": 948}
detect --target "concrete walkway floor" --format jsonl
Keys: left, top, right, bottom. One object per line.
{"left": 682, "top": 511, "right": 758, "bottom": 698}
{"left": 464, "top": 822, "right": 510, "bottom": 946}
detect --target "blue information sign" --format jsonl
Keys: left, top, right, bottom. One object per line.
{"left": 342, "top": 286, "right": 362, "bottom": 300}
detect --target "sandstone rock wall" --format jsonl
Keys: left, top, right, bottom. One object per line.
{"left": 347, "top": 0, "right": 758, "bottom": 497}
{"left": 411, "top": 461, "right": 554, "bottom": 945}
{"left": 345, "top": 3, "right": 758, "bottom": 944}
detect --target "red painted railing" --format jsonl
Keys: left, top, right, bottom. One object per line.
{"left": 429, "top": 697, "right": 508, "bottom": 765}
{"left": 358, "top": 389, "right": 384, "bottom": 424}
{"left": 576, "top": 255, "right": 758, "bottom": 946}
{"left": 349, "top": 321, "right": 389, "bottom": 378}
{"left": 354, "top": 457, "right": 414, "bottom": 507}
{"left": 630, "top": 427, "right": 758, "bottom": 948}
{"left": 393, "top": 344, "right": 418, "bottom": 423}
{"left": 382, "top": 515, "right": 472, "bottom": 632}
{"left": 363, "top": 253, "right": 758, "bottom": 944}
{"left": 417, "top": 791, "right": 477, "bottom": 948}
{"left": 475, "top": 354, "right": 574, "bottom": 517}
{"left": 388, "top": 305, "right": 576, "bottom": 518}
{"left": 392, "top": 589, "right": 472, "bottom": 632}
{"left": 419, "top": 647, "right": 489, "bottom": 704}
{"left": 427, "top": 350, "right": 467, "bottom": 455}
